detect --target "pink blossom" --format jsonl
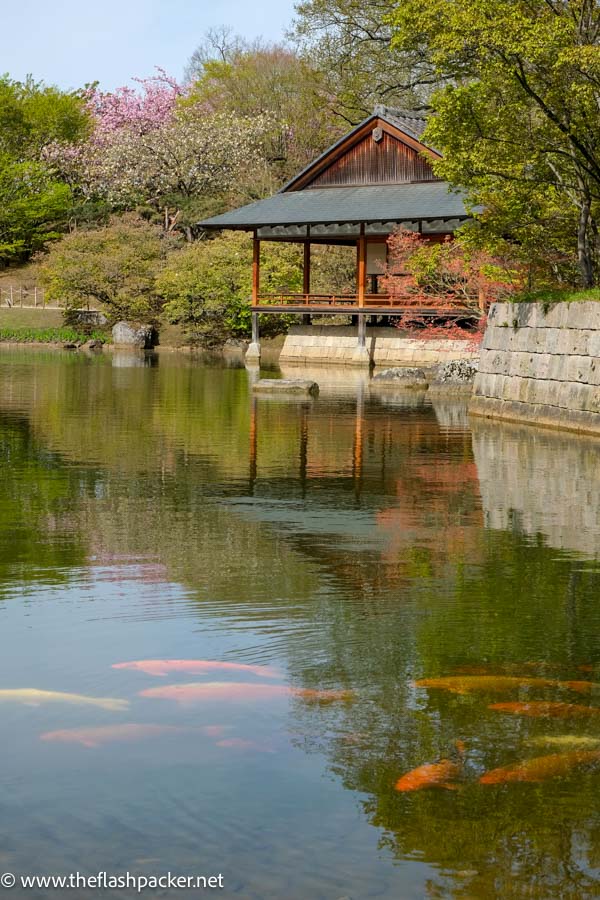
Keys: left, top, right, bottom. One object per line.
{"left": 88, "top": 68, "right": 185, "bottom": 138}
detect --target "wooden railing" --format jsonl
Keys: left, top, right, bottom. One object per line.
{"left": 256, "top": 293, "right": 388, "bottom": 307}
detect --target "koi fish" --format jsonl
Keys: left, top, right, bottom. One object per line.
{"left": 40, "top": 723, "right": 197, "bottom": 748}
{"left": 395, "top": 759, "right": 461, "bottom": 792}
{"left": 140, "top": 682, "right": 353, "bottom": 705}
{"left": 413, "top": 676, "right": 598, "bottom": 695}
{"left": 0, "top": 689, "right": 128, "bottom": 712}
{"left": 489, "top": 702, "right": 600, "bottom": 718}
{"left": 480, "top": 750, "right": 600, "bottom": 784}
{"left": 140, "top": 682, "right": 291, "bottom": 704}
{"left": 526, "top": 736, "right": 600, "bottom": 751}
{"left": 113, "top": 660, "right": 281, "bottom": 679}
{"left": 395, "top": 741, "right": 465, "bottom": 792}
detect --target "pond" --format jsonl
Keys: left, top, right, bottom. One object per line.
{"left": 0, "top": 347, "right": 599, "bottom": 899}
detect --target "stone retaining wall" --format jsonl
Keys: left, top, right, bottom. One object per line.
{"left": 470, "top": 301, "right": 600, "bottom": 435}
{"left": 279, "top": 325, "right": 478, "bottom": 367}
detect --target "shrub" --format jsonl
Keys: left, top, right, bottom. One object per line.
{"left": 381, "top": 229, "right": 521, "bottom": 311}
{"left": 39, "top": 216, "right": 179, "bottom": 323}
{"left": 157, "top": 232, "right": 302, "bottom": 346}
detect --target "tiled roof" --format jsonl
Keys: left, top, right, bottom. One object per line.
{"left": 199, "top": 183, "right": 470, "bottom": 229}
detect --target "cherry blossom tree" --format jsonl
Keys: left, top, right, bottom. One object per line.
{"left": 44, "top": 69, "right": 272, "bottom": 238}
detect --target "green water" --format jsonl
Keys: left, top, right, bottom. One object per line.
{"left": 0, "top": 347, "right": 599, "bottom": 899}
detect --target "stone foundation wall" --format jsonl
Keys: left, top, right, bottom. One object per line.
{"left": 471, "top": 301, "right": 600, "bottom": 435}
{"left": 279, "top": 325, "right": 478, "bottom": 367}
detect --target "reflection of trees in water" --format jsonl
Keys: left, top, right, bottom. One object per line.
{"left": 0, "top": 412, "right": 87, "bottom": 591}
{"left": 1, "top": 351, "right": 600, "bottom": 897}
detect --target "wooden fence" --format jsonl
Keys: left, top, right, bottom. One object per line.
{"left": 0, "top": 286, "right": 62, "bottom": 309}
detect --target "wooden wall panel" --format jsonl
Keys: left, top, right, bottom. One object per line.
{"left": 306, "top": 132, "right": 438, "bottom": 188}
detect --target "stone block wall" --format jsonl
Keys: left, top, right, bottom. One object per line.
{"left": 470, "top": 301, "right": 600, "bottom": 435}
{"left": 279, "top": 325, "right": 478, "bottom": 367}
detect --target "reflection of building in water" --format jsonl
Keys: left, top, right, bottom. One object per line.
{"left": 245, "top": 387, "right": 483, "bottom": 593}
{"left": 472, "top": 421, "right": 600, "bottom": 557}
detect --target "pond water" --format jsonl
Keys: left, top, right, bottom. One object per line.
{"left": 0, "top": 347, "right": 599, "bottom": 899}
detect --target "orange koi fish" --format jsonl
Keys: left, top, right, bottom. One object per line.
{"left": 39, "top": 724, "right": 208, "bottom": 748}
{"left": 413, "top": 676, "right": 598, "bottom": 695}
{"left": 140, "top": 682, "right": 290, "bottom": 704}
{"left": 395, "top": 741, "right": 465, "bottom": 792}
{"left": 480, "top": 750, "right": 600, "bottom": 785}
{"left": 113, "top": 660, "right": 281, "bottom": 679}
{"left": 489, "top": 702, "right": 600, "bottom": 719}
{"left": 395, "top": 759, "right": 461, "bottom": 792}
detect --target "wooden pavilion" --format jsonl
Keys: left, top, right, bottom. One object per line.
{"left": 199, "top": 106, "right": 472, "bottom": 361}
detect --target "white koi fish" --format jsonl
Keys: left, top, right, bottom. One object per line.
{"left": 0, "top": 689, "right": 128, "bottom": 712}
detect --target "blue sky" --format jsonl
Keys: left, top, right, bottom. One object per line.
{"left": 3, "top": 0, "right": 298, "bottom": 90}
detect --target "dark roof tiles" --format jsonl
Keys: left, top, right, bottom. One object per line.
{"left": 199, "top": 183, "right": 470, "bottom": 229}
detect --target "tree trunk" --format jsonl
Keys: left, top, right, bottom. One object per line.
{"left": 577, "top": 194, "right": 594, "bottom": 288}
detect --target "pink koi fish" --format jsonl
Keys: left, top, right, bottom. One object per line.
{"left": 140, "top": 682, "right": 355, "bottom": 705}
{"left": 113, "top": 660, "right": 281, "bottom": 679}
{"left": 39, "top": 723, "right": 205, "bottom": 748}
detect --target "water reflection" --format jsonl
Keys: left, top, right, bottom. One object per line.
{"left": 0, "top": 347, "right": 598, "bottom": 899}
{"left": 473, "top": 419, "right": 600, "bottom": 558}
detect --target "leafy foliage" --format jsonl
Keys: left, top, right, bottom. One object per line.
{"left": 291, "top": 0, "right": 431, "bottom": 123}
{"left": 157, "top": 232, "right": 302, "bottom": 344}
{"left": 0, "top": 155, "right": 73, "bottom": 264}
{"left": 389, "top": 0, "right": 600, "bottom": 287}
{"left": 39, "top": 216, "right": 178, "bottom": 322}
{"left": 0, "top": 76, "right": 90, "bottom": 160}
{"left": 382, "top": 229, "right": 521, "bottom": 310}
{"left": 185, "top": 34, "right": 341, "bottom": 187}
{"left": 0, "top": 77, "right": 89, "bottom": 265}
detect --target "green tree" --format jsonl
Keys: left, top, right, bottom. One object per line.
{"left": 0, "top": 76, "right": 90, "bottom": 264}
{"left": 389, "top": 0, "right": 600, "bottom": 287}
{"left": 291, "top": 0, "right": 430, "bottom": 124}
{"left": 157, "top": 232, "right": 302, "bottom": 344}
{"left": 185, "top": 33, "right": 340, "bottom": 187}
{"left": 0, "top": 75, "right": 89, "bottom": 160}
{"left": 40, "top": 216, "right": 179, "bottom": 322}
{"left": 0, "top": 155, "right": 73, "bottom": 264}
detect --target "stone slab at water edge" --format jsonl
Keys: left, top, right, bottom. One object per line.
{"left": 470, "top": 301, "right": 600, "bottom": 436}
{"left": 280, "top": 325, "right": 479, "bottom": 367}
{"left": 252, "top": 379, "right": 320, "bottom": 397}
{"left": 371, "top": 368, "right": 429, "bottom": 389}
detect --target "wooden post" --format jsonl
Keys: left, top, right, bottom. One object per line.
{"left": 303, "top": 241, "right": 311, "bottom": 300}
{"left": 252, "top": 232, "right": 260, "bottom": 307}
{"left": 357, "top": 225, "right": 366, "bottom": 308}
{"left": 302, "top": 241, "right": 312, "bottom": 324}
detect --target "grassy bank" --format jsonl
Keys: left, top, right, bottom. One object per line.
{"left": 516, "top": 288, "right": 600, "bottom": 303}
{"left": 0, "top": 326, "right": 107, "bottom": 344}
{"left": 0, "top": 308, "right": 107, "bottom": 344}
